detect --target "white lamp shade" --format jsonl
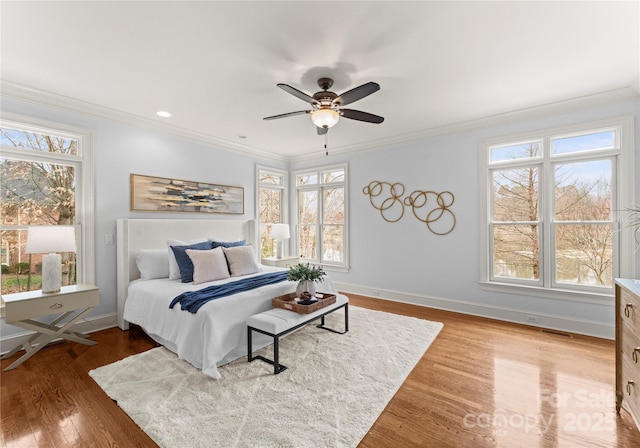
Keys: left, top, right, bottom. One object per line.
{"left": 311, "top": 109, "right": 340, "bottom": 129}
{"left": 25, "top": 226, "right": 77, "bottom": 254}
{"left": 271, "top": 223, "right": 290, "bottom": 240}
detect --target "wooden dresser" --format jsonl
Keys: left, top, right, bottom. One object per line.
{"left": 615, "top": 278, "right": 640, "bottom": 430}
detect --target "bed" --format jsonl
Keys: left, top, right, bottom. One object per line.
{"left": 116, "top": 218, "right": 335, "bottom": 379}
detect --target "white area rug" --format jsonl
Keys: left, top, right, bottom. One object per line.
{"left": 90, "top": 306, "right": 442, "bottom": 448}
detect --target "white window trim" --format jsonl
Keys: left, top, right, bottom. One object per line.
{"left": 255, "top": 164, "right": 289, "bottom": 257}
{"left": 478, "top": 116, "right": 635, "bottom": 302}
{"left": 292, "top": 163, "right": 349, "bottom": 272}
{"left": 0, "top": 112, "right": 95, "bottom": 285}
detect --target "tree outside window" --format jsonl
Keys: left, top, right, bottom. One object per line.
{"left": 257, "top": 167, "right": 287, "bottom": 259}
{"left": 486, "top": 126, "right": 622, "bottom": 293}
{"left": 295, "top": 165, "right": 347, "bottom": 268}
{"left": 1, "top": 125, "right": 81, "bottom": 293}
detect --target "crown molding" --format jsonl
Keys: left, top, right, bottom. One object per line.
{"left": 0, "top": 81, "right": 289, "bottom": 163}
{"left": 2, "top": 81, "right": 636, "bottom": 165}
{"left": 291, "top": 86, "right": 639, "bottom": 163}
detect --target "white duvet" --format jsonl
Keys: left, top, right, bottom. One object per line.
{"left": 123, "top": 266, "right": 336, "bottom": 379}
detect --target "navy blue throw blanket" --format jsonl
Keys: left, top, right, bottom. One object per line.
{"left": 169, "top": 271, "right": 289, "bottom": 313}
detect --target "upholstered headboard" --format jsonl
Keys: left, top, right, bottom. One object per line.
{"left": 116, "top": 218, "right": 257, "bottom": 329}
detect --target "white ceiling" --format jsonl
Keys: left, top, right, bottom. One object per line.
{"left": 1, "top": 1, "right": 638, "bottom": 159}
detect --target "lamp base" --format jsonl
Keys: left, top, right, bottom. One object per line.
{"left": 41, "top": 253, "right": 62, "bottom": 293}
{"left": 276, "top": 240, "right": 283, "bottom": 259}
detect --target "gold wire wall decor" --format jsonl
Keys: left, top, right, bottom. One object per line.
{"left": 363, "top": 181, "right": 456, "bottom": 235}
{"left": 362, "top": 181, "right": 406, "bottom": 222}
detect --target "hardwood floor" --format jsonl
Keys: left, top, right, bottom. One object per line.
{"left": 1, "top": 294, "right": 639, "bottom": 447}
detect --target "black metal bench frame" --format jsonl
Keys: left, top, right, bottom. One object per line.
{"left": 247, "top": 302, "right": 349, "bottom": 374}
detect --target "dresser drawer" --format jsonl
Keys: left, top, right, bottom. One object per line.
{"left": 2, "top": 285, "right": 99, "bottom": 323}
{"left": 620, "top": 286, "right": 640, "bottom": 330}
{"left": 621, "top": 320, "right": 640, "bottom": 369}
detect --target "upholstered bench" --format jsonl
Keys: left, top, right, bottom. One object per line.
{"left": 247, "top": 294, "right": 349, "bottom": 374}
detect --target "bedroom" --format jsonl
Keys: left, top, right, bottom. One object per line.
{"left": 1, "top": 1, "right": 639, "bottom": 447}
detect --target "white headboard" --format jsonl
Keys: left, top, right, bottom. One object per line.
{"left": 116, "top": 218, "right": 256, "bottom": 329}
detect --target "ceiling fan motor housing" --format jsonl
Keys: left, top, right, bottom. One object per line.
{"left": 313, "top": 91, "right": 338, "bottom": 108}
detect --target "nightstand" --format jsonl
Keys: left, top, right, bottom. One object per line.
{"left": 1, "top": 283, "right": 99, "bottom": 371}
{"left": 261, "top": 256, "right": 300, "bottom": 268}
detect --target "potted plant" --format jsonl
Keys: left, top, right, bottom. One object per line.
{"left": 287, "top": 262, "right": 326, "bottom": 298}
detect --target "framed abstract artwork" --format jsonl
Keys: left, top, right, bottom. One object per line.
{"left": 130, "top": 174, "right": 244, "bottom": 214}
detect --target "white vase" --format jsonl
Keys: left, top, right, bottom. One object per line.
{"left": 296, "top": 280, "right": 316, "bottom": 298}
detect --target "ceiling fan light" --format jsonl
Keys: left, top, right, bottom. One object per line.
{"left": 311, "top": 109, "right": 340, "bottom": 129}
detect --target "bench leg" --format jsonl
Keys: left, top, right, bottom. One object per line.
{"left": 273, "top": 336, "right": 286, "bottom": 374}
{"left": 317, "top": 303, "right": 349, "bottom": 335}
{"left": 247, "top": 326, "right": 253, "bottom": 362}
{"left": 247, "top": 327, "right": 288, "bottom": 374}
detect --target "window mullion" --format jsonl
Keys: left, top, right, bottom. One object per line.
{"left": 542, "top": 136, "right": 553, "bottom": 288}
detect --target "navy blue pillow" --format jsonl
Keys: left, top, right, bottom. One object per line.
{"left": 171, "top": 241, "right": 213, "bottom": 283}
{"left": 210, "top": 239, "right": 246, "bottom": 249}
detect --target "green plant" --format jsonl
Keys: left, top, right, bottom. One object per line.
{"left": 287, "top": 263, "right": 326, "bottom": 283}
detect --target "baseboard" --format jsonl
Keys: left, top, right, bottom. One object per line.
{"left": 335, "top": 282, "right": 614, "bottom": 340}
{"left": 0, "top": 313, "right": 118, "bottom": 356}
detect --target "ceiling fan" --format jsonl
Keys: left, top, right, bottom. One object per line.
{"left": 263, "top": 77, "right": 384, "bottom": 135}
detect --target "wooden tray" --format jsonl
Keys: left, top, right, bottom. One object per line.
{"left": 272, "top": 292, "right": 336, "bottom": 314}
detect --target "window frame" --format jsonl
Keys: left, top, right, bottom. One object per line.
{"left": 479, "top": 116, "right": 634, "bottom": 302}
{"left": 0, "top": 112, "right": 95, "bottom": 288}
{"left": 293, "top": 163, "right": 349, "bottom": 271}
{"left": 255, "top": 165, "right": 288, "bottom": 259}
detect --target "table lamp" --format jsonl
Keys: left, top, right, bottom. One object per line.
{"left": 25, "top": 226, "right": 77, "bottom": 293}
{"left": 271, "top": 223, "right": 290, "bottom": 259}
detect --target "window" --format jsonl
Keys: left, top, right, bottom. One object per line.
{"left": 256, "top": 166, "right": 287, "bottom": 259}
{"left": 481, "top": 117, "right": 634, "bottom": 297}
{"left": 294, "top": 164, "right": 348, "bottom": 269}
{"left": 0, "top": 114, "right": 93, "bottom": 294}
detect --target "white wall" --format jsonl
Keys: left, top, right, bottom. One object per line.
{"left": 293, "top": 94, "right": 640, "bottom": 338}
{"left": 1, "top": 93, "right": 638, "bottom": 344}
{"left": 0, "top": 96, "right": 285, "bottom": 341}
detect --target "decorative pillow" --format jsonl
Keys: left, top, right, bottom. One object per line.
{"left": 167, "top": 238, "right": 208, "bottom": 280}
{"left": 186, "top": 247, "right": 230, "bottom": 284}
{"left": 210, "top": 239, "right": 246, "bottom": 249}
{"left": 222, "top": 245, "right": 261, "bottom": 276}
{"left": 134, "top": 249, "right": 170, "bottom": 280}
{"left": 170, "top": 241, "right": 214, "bottom": 283}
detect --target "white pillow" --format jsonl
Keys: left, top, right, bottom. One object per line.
{"left": 167, "top": 238, "right": 208, "bottom": 280}
{"left": 186, "top": 247, "right": 230, "bottom": 284}
{"left": 222, "top": 245, "right": 261, "bottom": 276}
{"left": 134, "top": 249, "right": 170, "bottom": 280}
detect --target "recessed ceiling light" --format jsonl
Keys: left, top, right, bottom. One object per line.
{"left": 238, "top": 135, "right": 247, "bottom": 139}
{"left": 156, "top": 111, "right": 172, "bottom": 118}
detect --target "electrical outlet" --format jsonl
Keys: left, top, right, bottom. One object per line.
{"left": 526, "top": 315, "right": 539, "bottom": 324}
{"left": 105, "top": 234, "right": 114, "bottom": 245}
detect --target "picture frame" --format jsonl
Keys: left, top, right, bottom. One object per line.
{"left": 130, "top": 173, "right": 244, "bottom": 214}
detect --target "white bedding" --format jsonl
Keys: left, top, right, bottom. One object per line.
{"left": 123, "top": 265, "right": 336, "bottom": 379}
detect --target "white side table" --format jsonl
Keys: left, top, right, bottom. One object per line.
{"left": 261, "top": 256, "right": 300, "bottom": 268}
{"left": 1, "top": 283, "right": 99, "bottom": 371}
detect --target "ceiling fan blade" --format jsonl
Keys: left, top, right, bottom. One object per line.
{"left": 341, "top": 109, "right": 384, "bottom": 124}
{"left": 317, "top": 126, "right": 328, "bottom": 135}
{"left": 277, "top": 83, "right": 318, "bottom": 105}
{"left": 263, "top": 110, "right": 310, "bottom": 120}
{"left": 334, "top": 82, "right": 380, "bottom": 106}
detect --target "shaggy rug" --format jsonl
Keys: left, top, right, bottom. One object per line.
{"left": 89, "top": 306, "right": 443, "bottom": 448}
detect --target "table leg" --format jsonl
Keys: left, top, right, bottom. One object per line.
{"left": 2, "top": 307, "right": 96, "bottom": 371}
